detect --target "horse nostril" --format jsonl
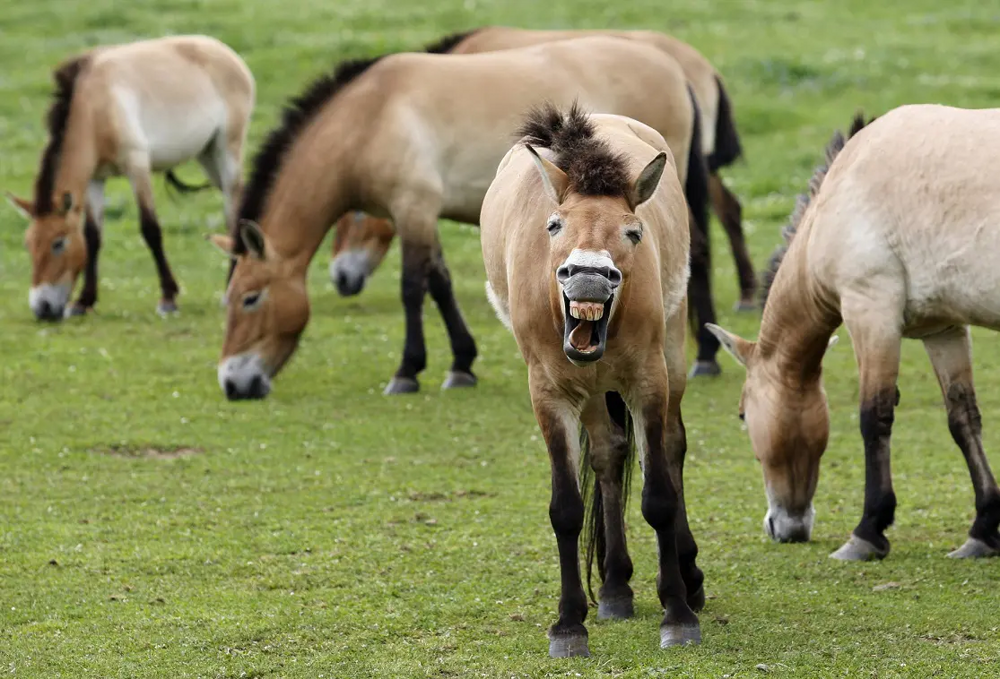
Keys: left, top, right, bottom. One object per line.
{"left": 767, "top": 516, "right": 776, "bottom": 539}
{"left": 607, "top": 267, "right": 623, "bottom": 287}
{"left": 225, "top": 379, "right": 238, "bottom": 400}
{"left": 556, "top": 264, "right": 572, "bottom": 283}
{"left": 250, "top": 375, "right": 265, "bottom": 398}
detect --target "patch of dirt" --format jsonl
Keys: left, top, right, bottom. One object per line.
{"left": 407, "top": 489, "right": 494, "bottom": 502}
{"left": 94, "top": 444, "right": 203, "bottom": 459}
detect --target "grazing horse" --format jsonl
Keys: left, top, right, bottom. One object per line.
{"left": 481, "top": 106, "right": 702, "bottom": 656}
{"left": 7, "top": 35, "right": 254, "bottom": 319}
{"left": 212, "top": 36, "right": 705, "bottom": 400}
{"left": 329, "top": 26, "right": 752, "bottom": 375}
{"left": 708, "top": 105, "right": 1000, "bottom": 561}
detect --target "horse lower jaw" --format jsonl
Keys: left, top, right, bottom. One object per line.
{"left": 562, "top": 294, "right": 611, "bottom": 363}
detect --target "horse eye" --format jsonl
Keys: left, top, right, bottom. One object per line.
{"left": 51, "top": 237, "right": 67, "bottom": 255}
{"left": 242, "top": 292, "right": 262, "bottom": 309}
{"left": 546, "top": 216, "right": 562, "bottom": 235}
{"left": 625, "top": 229, "right": 642, "bottom": 245}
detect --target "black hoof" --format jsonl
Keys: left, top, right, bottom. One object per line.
{"left": 597, "top": 596, "right": 634, "bottom": 620}
{"left": 948, "top": 536, "right": 1000, "bottom": 558}
{"left": 830, "top": 535, "right": 889, "bottom": 561}
{"left": 660, "top": 623, "right": 701, "bottom": 648}
{"left": 157, "top": 299, "right": 179, "bottom": 316}
{"left": 687, "top": 585, "right": 705, "bottom": 612}
{"left": 441, "top": 370, "right": 477, "bottom": 390}
{"left": 384, "top": 376, "right": 420, "bottom": 395}
{"left": 688, "top": 360, "right": 721, "bottom": 378}
{"left": 548, "top": 633, "right": 590, "bottom": 658}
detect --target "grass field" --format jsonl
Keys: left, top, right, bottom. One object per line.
{"left": 3, "top": 0, "right": 1000, "bottom": 676}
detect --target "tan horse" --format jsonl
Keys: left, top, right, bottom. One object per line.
{"left": 708, "top": 105, "right": 1000, "bottom": 561}
{"left": 481, "top": 106, "right": 701, "bottom": 656}
{"left": 7, "top": 35, "right": 254, "bottom": 319}
{"left": 330, "top": 26, "right": 753, "bottom": 320}
{"left": 212, "top": 36, "right": 702, "bottom": 400}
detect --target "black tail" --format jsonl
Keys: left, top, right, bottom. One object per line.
{"left": 164, "top": 169, "right": 212, "bottom": 194}
{"left": 706, "top": 76, "right": 743, "bottom": 173}
{"left": 582, "top": 392, "right": 635, "bottom": 604}
{"left": 685, "top": 87, "right": 712, "bottom": 339}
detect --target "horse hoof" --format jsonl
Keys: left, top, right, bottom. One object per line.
{"left": 64, "top": 304, "right": 89, "bottom": 318}
{"left": 830, "top": 535, "right": 888, "bottom": 561}
{"left": 688, "top": 360, "right": 721, "bottom": 378}
{"left": 548, "top": 634, "right": 590, "bottom": 658}
{"left": 441, "top": 370, "right": 477, "bottom": 390}
{"left": 687, "top": 585, "right": 706, "bottom": 612}
{"left": 733, "top": 299, "right": 757, "bottom": 313}
{"left": 947, "top": 537, "right": 1000, "bottom": 559}
{"left": 660, "top": 623, "right": 701, "bottom": 648}
{"left": 384, "top": 377, "right": 420, "bottom": 395}
{"left": 597, "top": 596, "right": 634, "bottom": 620}
{"left": 157, "top": 300, "right": 179, "bottom": 316}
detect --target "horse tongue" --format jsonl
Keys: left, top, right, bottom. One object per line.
{"left": 569, "top": 320, "right": 596, "bottom": 351}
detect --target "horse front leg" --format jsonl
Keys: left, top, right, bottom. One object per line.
{"left": 530, "top": 382, "right": 589, "bottom": 658}
{"left": 686, "top": 213, "right": 721, "bottom": 378}
{"left": 126, "top": 157, "right": 180, "bottom": 315}
{"left": 427, "top": 242, "right": 477, "bottom": 390}
{"left": 708, "top": 173, "right": 756, "bottom": 311}
{"left": 923, "top": 326, "right": 1000, "bottom": 557}
{"left": 831, "top": 308, "right": 902, "bottom": 561}
{"left": 632, "top": 380, "right": 700, "bottom": 647}
{"left": 70, "top": 179, "right": 105, "bottom": 316}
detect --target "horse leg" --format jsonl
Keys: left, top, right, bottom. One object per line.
{"left": 580, "top": 393, "right": 634, "bottom": 620}
{"left": 631, "top": 373, "right": 700, "bottom": 647}
{"left": 663, "top": 303, "right": 704, "bottom": 610}
{"left": 831, "top": 307, "right": 902, "bottom": 561}
{"left": 708, "top": 173, "right": 756, "bottom": 310}
{"left": 687, "top": 213, "right": 721, "bottom": 378}
{"left": 69, "top": 179, "right": 105, "bottom": 316}
{"left": 427, "top": 242, "right": 478, "bottom": 390}
{"left": 922, "top": 327, "right": 1000, "bottom": 558}
{"left": 530, "top": 377, "right": 589, "bottom": 658}
{"left": 126, "top": 156, "right": 180, "bottom": 315}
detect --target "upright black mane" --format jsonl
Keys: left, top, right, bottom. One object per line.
{"left": 35, "top": 56, "right": 90, "bottom": 215}
{"left": 234, "top": 31, "right": 480, "bottom": 254}
{"left": 517, "top": 102, "right": 631, "bottom": 197}
{"left": 423, "top": 29, "right": 479, "bottom": 54}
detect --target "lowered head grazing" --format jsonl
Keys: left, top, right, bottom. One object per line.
{"left": 329, "top": 212, "right": 395, "bottom": 296}
{"left": 11, "top": 58, "right": 90, "bottom": 321}
{"left": 212, "top": 221, "right": 310, "bottom": 401}
{"left": 520, "top": 103, "right": 667, "bottom": 365}
{"left": 708, "top": 114, "right": 869, "bottom": 543}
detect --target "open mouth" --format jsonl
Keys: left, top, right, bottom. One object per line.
{"left": 563, "top": 294, "right": 612, "bottom": 363}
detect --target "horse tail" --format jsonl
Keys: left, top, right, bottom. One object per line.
{"left": 164, "top": 169, "right": 212, "bottom": 194}
{"left": 706, "top": 76, "right": 743, "bottom": 173}
{"left": 684, "top": 86, "right": 712, "bottom": 338}
{"left": 582, "top": 392, "right": 635, "bottom": 605}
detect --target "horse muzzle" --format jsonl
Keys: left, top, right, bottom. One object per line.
{"left": 218, "top": 353, "right": 272, "bottom": 401}
{"left": 764, "top": 503, "right": 815, "bottom": 543}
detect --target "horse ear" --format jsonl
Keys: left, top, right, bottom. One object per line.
{"left": 207, "top": 233, "right": 236, "bottom": 259}
{"left": 239, "top": 220, "right": 266, "bottom": 259}
{"left": 5, "top": 192, "right": 35, "bottom": 219}
{"left": 524, "top": 144, "right": 569, "bottom": 204}
{"left": 705, "top": 323, "right": 754, "bottom": 368}
{"left": 629, "top": 152, "right": 667, "bottom": 208}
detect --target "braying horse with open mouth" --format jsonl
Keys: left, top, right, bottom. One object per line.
{"left": 8, "top": 35, "right": 254, "bottom": 320}
{"left": 481, "top": 105, "right": 702, "bottom": 656}
{"left": 709, "top": 106, "right": 1000, "bottom": 560}
{"left": 212, "top": 35, "right": 706, "bottom": 399}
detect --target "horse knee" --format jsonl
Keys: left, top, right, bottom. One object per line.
{"left": 641, "top": 478, "right": 678, "bottom": 532}
{"left": 550, "top": 493, "right": 584, "bottom": 537}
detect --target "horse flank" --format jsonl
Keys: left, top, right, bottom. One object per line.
{"left": 517, "top": 102, "right": 632, "bottom": 197}
{"left": 34, "top": 56, "right": 91, "bottom": 216}
{"left": 235, "top": 33, "right": 479, "bottom": 255}
{"left": 760, "top": 113, "right": 870, "bottom": 306}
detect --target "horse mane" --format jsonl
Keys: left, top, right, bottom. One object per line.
{"left": 423, "top": 29, "right": 479, "bottom": 54}
{"left": 517, "top": 102, "right": 631, "bottom": 197}
{"left": 34, "top": 55, "right": 91, "bottom": 215}
{"left": 760, "top": 113, "right": 873, "bottom": 306}
{"left": 234, "top": 32, "right": 477, "bottom": 253}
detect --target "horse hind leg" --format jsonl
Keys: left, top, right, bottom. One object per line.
{"left": 427, "top": 242, "right": 477, "bottom": 390}
{"left": 197, "top": 128, "right": 243, "bottom": 231}
{"left": 922, "top": 327, "right": 1000, "bottom": 558}
{"left": 581, "top": 393, "right": 634, "bottom": 621}
{"left": 708, "top": 173, "right": 757, "bottom": 310}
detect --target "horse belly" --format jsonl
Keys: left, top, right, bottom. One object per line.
{"left": 904, "top": 250, "right": 1000, "bottom": 333}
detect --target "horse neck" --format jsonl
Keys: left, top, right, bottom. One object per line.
{"left": 259, "top": 115, "right": 360, "bottom": 275}
{"left": 54, "top": 105, "right": 98, "bottom": 198}
{"left": 757, "top": 225, "right": 841, "bottom": 384}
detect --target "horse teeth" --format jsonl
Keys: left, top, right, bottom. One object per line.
{"left": 569, "top": 302, "right": 581, "bottom": 320}
{"left": 593, "top": 306, "right": 603, "bottom": 320}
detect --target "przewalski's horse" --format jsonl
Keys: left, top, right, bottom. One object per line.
{"left": 329, "top": 26, "right": 750, "bottom": 373}
{"left": 212, "top": 35, "right": 705, "bottom": 400}
{"left": 7, "top": 36, "right": 254, "bottom": 320}
{"left": 708, "top": 105, "right": 1000, "bottom": 561}
{"left": 481, "top": 106, "right": 702, "bottom": 656}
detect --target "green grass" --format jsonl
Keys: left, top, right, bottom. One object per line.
{"left": 2, "top": 0, "right": 1000, "bottom": 676}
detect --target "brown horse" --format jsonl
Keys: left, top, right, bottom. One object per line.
{"left": 329, "top": 26, "right": 752, "bottom": 374}
{"left": 708, "top": 106, "right": 1000, "bottom": 561}
{"left": 481, "top": 106, "right": 701, "bottom": 656}
{"left": 213, "top": 35, "right": 704, "bottom": 399}
{"left": 7, "top": 35, "right": 254, "bottom": 319}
